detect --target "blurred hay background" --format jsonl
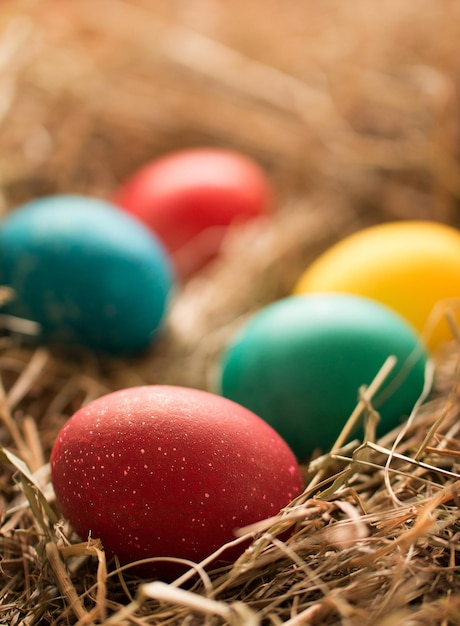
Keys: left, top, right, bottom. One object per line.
{"left": 1, "top": 1, "right": 460, "bottom": 624}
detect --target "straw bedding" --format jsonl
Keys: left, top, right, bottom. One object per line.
{"left": 1, "top": 1, "right": 460, "bottom": 624}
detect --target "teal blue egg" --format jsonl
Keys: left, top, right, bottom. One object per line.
{"left": 0, "top": 195, "right": 175, "bottom": 354}
{"left": 218, "top": 294, "right": 429, "bottom": 461}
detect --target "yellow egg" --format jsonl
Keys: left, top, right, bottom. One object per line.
{"left": 293, "top": 221, "right": 460, "bottom": 350}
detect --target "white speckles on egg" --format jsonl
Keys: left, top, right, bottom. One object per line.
{"left": 50, "top": 385, "right": 303, "bottom": 579}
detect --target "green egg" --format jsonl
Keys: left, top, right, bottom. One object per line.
{"left": 218, "top": 294, "right": 429, "bottom": 461}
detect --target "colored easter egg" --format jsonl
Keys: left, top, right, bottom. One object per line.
{"left": 114, "top": 147, "right": 272, "bottom": 278}
{"left": 50, "top": 385, "right": 303, "bottom": 579}
{"left": 218, "top": 294, "right": 429, "bottom": 461}
{"left": 293, "top": 221, "right": 460, "bottom": 349}
{"left": 0, "top": 195, "right": 175, "bottom": 354}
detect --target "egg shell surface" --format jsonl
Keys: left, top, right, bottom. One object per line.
{"left": 0, "top": 195, "right": 175, "bottom": 354}
{"left": 218, "top": 294, "right": 428, "bottom": 461}
{"left": 50, "top": 385, "right": 303, "bottom": 579}
{"left": 114, "top": 147, "right": 272, "bottom": 278}
{"left": 293, "top": 220, "right": 460, "bottom": 349}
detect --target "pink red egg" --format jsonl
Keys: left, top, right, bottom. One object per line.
{"left": 50, "top": 385, "right": 303, "bottom": 578}
{"left": 114, "top": 148, "right": 273, "bottom": 278}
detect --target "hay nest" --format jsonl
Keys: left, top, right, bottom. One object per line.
{"left": 2, "top": 1, "right": 460, "bottom": 624}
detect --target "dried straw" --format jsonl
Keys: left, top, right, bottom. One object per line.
{"left": 2, "top": 1, "right": 460, "bottom": 624}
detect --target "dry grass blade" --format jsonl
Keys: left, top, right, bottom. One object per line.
{"left": 140, "top": 582, "right": 260, "bottom": 626}
{"left": 45, "top": 541, "right": 90, "bottom": 623}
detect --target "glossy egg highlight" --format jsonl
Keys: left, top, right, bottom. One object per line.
{"left": 218, "top": 294, "right": 428, "bottom": 461}
{"left": 0, "top": 195, "right": 175, "bottom": 354}
{"left": 114, "top": 147, "right": 272, "bottom": 278}
{"left": 50, "top": 385, "right": 303, "bottom": 578}
{"left": 294, "top": 221, "right": 460, "bottom": 349}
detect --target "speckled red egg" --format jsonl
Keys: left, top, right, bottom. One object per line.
{"left": 113, "top": 148, "right": 273, "bottom": 278}
{"left": 50, "top": 385, "right": 303, "bottom": 578}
